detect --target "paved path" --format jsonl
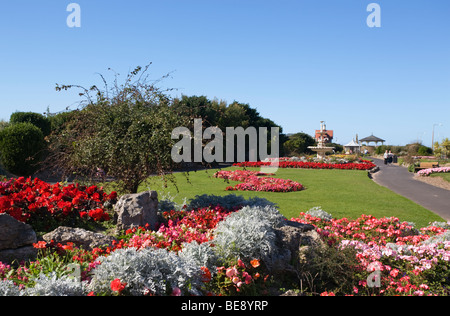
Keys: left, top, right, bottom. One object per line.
{"left": 371, "top": 158, "right": 450, "bottom": 221}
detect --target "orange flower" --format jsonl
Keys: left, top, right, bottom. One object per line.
{"left": 33, "top": 241, "right": 47, "bottom": 249}
{"left": 250, "top": 259, "right": 260, "bottom": 268}
{"left": 62, "top": 242, "right": 74, "bottom": 251}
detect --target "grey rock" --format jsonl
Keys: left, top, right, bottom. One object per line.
{"left": 114, "top": 190, "right": 159, "bottom": 231}
{"left": 0, "top": 246, "right": 38, "bottom": 265}
{"left": 43, "top": 226, "right": 117, "bottom": 251}
{"left": 0, "top": 214, "right": 38, "bottom": 264}
{"left": 271, "top": 220, "right": 323, "bottom": 271}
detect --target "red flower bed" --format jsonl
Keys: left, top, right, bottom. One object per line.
{"left": 96, "top": 205, "right": 238, "bottom": 254}
{"left": 214, "top": 170, "right": 303, "bottom": 192}
{"left": 0, "top": 177, "right": 116, "bottom": 224}
{"left": 233, "top": 159, "right": 376, "bottom": 170}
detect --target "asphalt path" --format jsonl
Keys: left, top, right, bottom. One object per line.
{"left": 370, "top": 158, "right": 450, "bottom": 221}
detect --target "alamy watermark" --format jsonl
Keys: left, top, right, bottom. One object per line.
{"left": 66, "top": 3, "right": 81, "bottom": 28}
{"left": 65, "top": 3, "right": 380, "bottom": 29}
{"left": 367, "top": 3, "right": 381, "bottom": 28}
{"left": 367, "top": 261, "right": 382, "bottom": 288}
{"left": 171, "top": 119, "right": 280, "bottom": 173}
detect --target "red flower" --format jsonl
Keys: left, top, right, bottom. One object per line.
{"left": 201, "top": 267, "right": 212, "bottom": 283}
{"left": 108, "top": 191, "right": 118, "bottom": 200}
{"left": 62, "top": 242, "right": 74, "bottom": 251}
{"left": 33, "top": 241, "right": 47, "bottom": 249}
{"left": 110, "top": 278, "right": 127, "bottom": 294}
{"left": 72, "top": 196, "right": 81, "bottom": 206}
{"left": 88, "top": 208, "right": 109, "bottom": 221}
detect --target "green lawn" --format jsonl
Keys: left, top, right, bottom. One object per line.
{"left": 141, "top": 166, "right": 444, "bottom": 228}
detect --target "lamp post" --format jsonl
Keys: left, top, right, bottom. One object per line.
{"left": 432, "top": 123, "right": 443, "bottom": 153}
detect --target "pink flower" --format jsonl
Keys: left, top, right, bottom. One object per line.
{"left": 243, "top": 272, "right": 253, "bottom": 285}
{"left": 226, "top": 267, "right": 238, "bottom": 278}
{"left": 172, "top": 287, "right": 181, "bottom": 296}
{"left": 390, "top": 269, "right": 399, "bottom": 278}
{"left": 419, "top": 284, "right": 429, "bottom": 290}
{"left": 232, "top": 276, "right": 241, "bottom": 284}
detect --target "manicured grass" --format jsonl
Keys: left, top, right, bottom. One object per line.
{"left": 142, "top": 166, "right": 444, "bottom": 228}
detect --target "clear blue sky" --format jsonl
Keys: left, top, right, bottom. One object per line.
{"left": 0, "top": 0, "right": 449, "bottom": 146}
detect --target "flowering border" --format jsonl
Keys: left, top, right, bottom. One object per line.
{"left": 293, "top": 212, "right": 450, "bottom": 296}
{"left": 417, "top": 167, "right": 450, "bottom": 177}
{"left": 233, "top": 159, "right": 376, "bottom": 170}
{"left": 213, "top": 169, "right": 303, "bottom": 193}
{"left": 0, "top": 177, "right": 116, "bottom": 224}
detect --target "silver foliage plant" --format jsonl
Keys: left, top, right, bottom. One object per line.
{"left": 305, "top": 206, "right": 333, "bottom": 221}
{"left": 0, "top": 280, "right": 22, "bottom": 296}
{"left": 178, "top": 241, "right": 219, "bottom": 274}
{"left": 212, "top": 205, "right": 286, "bottom": 264}
{"left": 25, "top": 272, "right": 88, "bottom": 296}
{"left": 88, "top": 247, "right": 203, "bottom": 296}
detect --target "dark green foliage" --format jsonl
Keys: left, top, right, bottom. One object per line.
{"left": 10, "top": 112, "right": 51, "bottom": 136}
{"left": 283, "top": 132, "right": 316, "bottom": 155}
{"left": 418, "top": 145, "right": 432, "bottom": 156}
{"left": 172, "top": 96, "right": 286, "bottom": 161}
{"left": 48, "top": 65, "right": 190, "bottom": 194}
{"left": 0, "top": 122, "right": 45, "bottom": 176}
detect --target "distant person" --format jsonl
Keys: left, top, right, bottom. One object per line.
{"left": 388, "top": 151, "right": 393, "bottom": 165}
{"left": 384, "top": 150, "right": 389, "bottom": 165}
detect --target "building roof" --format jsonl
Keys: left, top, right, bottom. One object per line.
{"left": 360, "top": 134, "right": 385, "bottom": 142}
{"left": 315, "top": 130, "right": 333, "bottom": 140}
{"left": 344, "top": 139, "right": 361, "bottom": 147}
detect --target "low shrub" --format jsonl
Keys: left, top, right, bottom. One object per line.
{"left": 88, "top": 247, "right": 203, "bottom": 296}
{"left": 0, "top": 123, "right": 45, "bottom": 176}
{"left": 213, "top": 205, "right": 285, "bottom": 264}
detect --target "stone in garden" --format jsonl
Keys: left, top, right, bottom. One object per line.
{"left": 43, "top": 226, "right": 117, "bottom": 251}
{"left": 0, "top": 214, "right": 38, "bottom": 264}
{"left": 272, "top": 220, "right": 323, "bottom": 271}
{"left": 114, "top": 190, "right": 159, "bottom": 231}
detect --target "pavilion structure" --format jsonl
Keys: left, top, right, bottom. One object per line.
{"left": 344, "top": 139, "right": 361, "bottom": 154}
{"left": 359, "top": 134, "right": 385, "bottom": 146}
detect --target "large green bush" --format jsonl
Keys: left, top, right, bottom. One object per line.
{"left": 0, "top": 122, "right": 45, "bottom": 176}
{"left": 10, "top": 112, "right": 51, "bottom": 136}
{"left": 50, "top": 65, "right": 190, "bottom": 193}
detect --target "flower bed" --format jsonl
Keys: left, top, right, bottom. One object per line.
{"left": 213, "top": 170, "right": 303, "bottom": 192}
{"left": 0, "top": 177, "right": 115, "bottom": 226}
{"left": 1, "top": 201, "right": 272, "bottom": 296}
{"left": 292, "top": 211, "right": 450, "bottom": 296}
{"left": 417, "top": 167, "right": 450, "bottom": 177}
{"left": 0, "top": 183, "right": 449, "bottom": 296}
{"left": 233, "top": 159, "right": 376, "bottom": 170}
